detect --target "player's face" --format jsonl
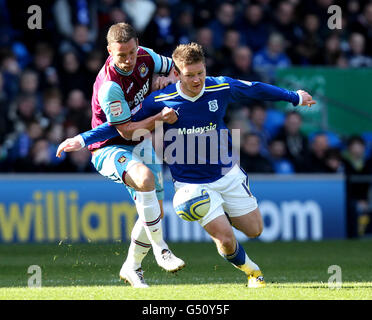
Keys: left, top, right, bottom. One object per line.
{"left": 108, "top": 38, "right": 138, "bottom": 73}
{"left": 178, "top": 62, "right": 206, "bottom": 97}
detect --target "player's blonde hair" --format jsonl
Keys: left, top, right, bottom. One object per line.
{"left": 172, "top": 42, "right": 205, "bottom": 72}
{"left": 106, "top": 22, "right": 137, "bottom": 46}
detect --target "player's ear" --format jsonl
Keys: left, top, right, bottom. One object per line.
{"left": 107, "top": 45, "right": 111, "bottom": 55}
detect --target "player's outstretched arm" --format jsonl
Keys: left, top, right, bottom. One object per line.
{"left": 229, "top": 78, "right": 316, "bottom": 107}
{"left": 296, "top": 90, "right": 316, "bottom": 107}
{"left": 55, "top": 107, "right": 177, "bottom": 158}
{"left": 55, "top": 122, "right": 118, "bottom": 158}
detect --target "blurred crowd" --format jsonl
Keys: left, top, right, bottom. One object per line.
{"left": 0, "top": 0, "right": 372, "bottom": 182}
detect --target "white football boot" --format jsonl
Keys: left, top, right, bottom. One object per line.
{"left": 155, "top": 249, "right": 186, "bottom": 272}
{"left": 119, "top": 264, "right": 149, "bottom": 288}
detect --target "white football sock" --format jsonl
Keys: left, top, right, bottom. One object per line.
{"left": 238, "top": 253, "right": 260, "bottom": 275}
{"left": 124, "top": 218, "right": 151, "bottom": 270}
{"left": 134, "top": 190, "right": 168, "bottom": 256}
{"left": 218, "top": 242, "right": 260, "bottom": 275}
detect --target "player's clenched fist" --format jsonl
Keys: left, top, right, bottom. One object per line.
{"left": 160, "top": 107, "right": 178, "bottom": 124}
{"left": 296, "top": 90, "right": 316, "bottom": 107}
{"left": 56, "top": 137, "right": 84, "bottom": 158}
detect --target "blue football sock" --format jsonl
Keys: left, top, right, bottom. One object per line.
{"left": 220, "top": 242, "right": 246, "bottom": 267}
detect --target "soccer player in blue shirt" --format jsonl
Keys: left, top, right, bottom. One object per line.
{"left": 57, "top": 43, "right": 315, "bottom": 288}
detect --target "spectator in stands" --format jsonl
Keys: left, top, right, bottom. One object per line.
{"left": 215, "top": 29, "right": 242, "bottom": 72}
{"left": 223, "top": 46, "right": 262, "bottom": 82}
{"left": 42, "top": 88, "right": 66, "bottom": 126}
{"left": 53, "top": 0, "right": 98, "bottom": 46}
{"left": 58, "top": 51, "right": 88, "bottom": 97}
{"left": 0, "top": 51, "right": 21, "bottom": 101}
{"left": 346, "top": 32, "right": 372, "bottom": 67}
{"left": 295, "top": 14, "right": 323, "bottom": 65}
{"left": 324, "top": 148, "right": 344, "bottom": 173}
{"left": 173, "top": 7, "right": 196, "bottom": 45}
{"left": 13, "top": 138, "right": 56, "bottom": 172}
{"left": 208, "top": 2, "right": 237, "bottom": 49}
{"left": 237, "top": 3, "right": 270, "bottom": 53}
{"left": 253, "top": 32, "right": 291, "bottom": 83}
{"left": 7, "top": 120, "right": 44, "bottom": 169}
{"left": 303, "top": 132, "right": 330, "bottom": 172}
{"left": 142, "top": 3, "right": 176, "bottom": 56}
{"left": 195, "top": 27, "right": 218, "bottom": 75}
{"left": 19, "top": 69, "right": 40, "bottom": 96}
{"left": 303, "top": 0, "right": 336, "bottom": 38}
{"left": 83, "top": 50, "right": 103, "bottom": 98}
{"left": 30, "top": 43, "right": 59, "bottom": 91}
{"left": 268, "top": 138, "right": 295, "bottom": 174}
{"left": 343, "top": 135, "right": 372, "bottom": 197}
{"left": 8, "top": 94, "right": 41, "bottom": 133}
{"left": 226, "top": 107, "right": 251, "bottom": 145}
{"left": 121, "top": 0, "right": 156, "bottom": 33}
{"left": 320, "top": 33, "right": 343, "bottom": 66}
{"left": 342, "top": 135, "right": 372, "bottom": 237}
{"left": 271, "top": 1, "right": 303, "bottom": 62}
{"left": 248, "top": 104, "right": 271, "bottom": 157}
{"left": 96, "top": 3, "right": 132, "bottom": 49}
{"left": 59, "top": 24, "right": 95, "bottom": 63}
{"left": 0, "top": 71, "right": 14, "bottom": 145}
{"left": 64, "top": 89, "right": 91, "bottom": 132}
{"left": 240, "top": 132, "right": 274, "bottom": 173}
{"left": 350, "top": 2, "right": 372, "bottom": 56}
{"left": 275, "top": 111, "right": 309, "bottom": 172}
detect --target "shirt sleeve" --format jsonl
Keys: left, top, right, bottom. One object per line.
{"left": 140, "top": 46, "right": 174, "bottom": 75}
{"left": 98, "top": 81, "right": 132, "bottom": 125}
{"left": 226, "top": 77, "right": 300, "bottom": 106}
{"left": 80, "top": 122, "right": 119, "bottom": 146}
{"left": 131, "top": 91, "right": 165, "bottom": 122}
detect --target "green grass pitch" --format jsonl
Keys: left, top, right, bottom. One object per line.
{"left": 0, "top": 239, "right": 371, "bottom": 300}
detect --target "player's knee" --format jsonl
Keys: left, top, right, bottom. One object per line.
{"left": 249, "top": 220, "right": 263, "bottom": 238}
{"left": 217, "top": 233, "right": 236, "bottom": 254}
{"left": 129, "top": 164, "right": 155, "bottom": 191}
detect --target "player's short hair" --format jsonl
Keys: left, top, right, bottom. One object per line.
{"left": 106, "top": 23, "right": 137, "bottom": 46}
{"left": 172, "top": 42, "right": 205, "bottom": 72}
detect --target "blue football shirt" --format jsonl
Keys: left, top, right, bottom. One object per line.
{"left": 81, "top": 76, "right": 301, "bottom": 183}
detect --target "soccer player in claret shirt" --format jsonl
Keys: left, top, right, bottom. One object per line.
{"left": 57, "top": 43, "right": 315, "bottom": 288}
{"left": 60, "top": 22, "right": 186, "bottom": 288}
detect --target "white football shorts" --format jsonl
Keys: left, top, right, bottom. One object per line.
{"left": 173, "top": 164, "right": 258, "bottom": 227}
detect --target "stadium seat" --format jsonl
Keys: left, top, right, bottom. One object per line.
{"left": 264, "top": 109, "right": 285, "bottom": 137}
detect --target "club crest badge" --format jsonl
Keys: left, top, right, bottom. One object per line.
{"left": 208, "top": 99, "right": 218, "bottom": 112}
{"left": 138, "top": 63, "right": 149, "bottom": 78}
{"left": 118, "top": 155, "right": 127, "bottom": 163}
